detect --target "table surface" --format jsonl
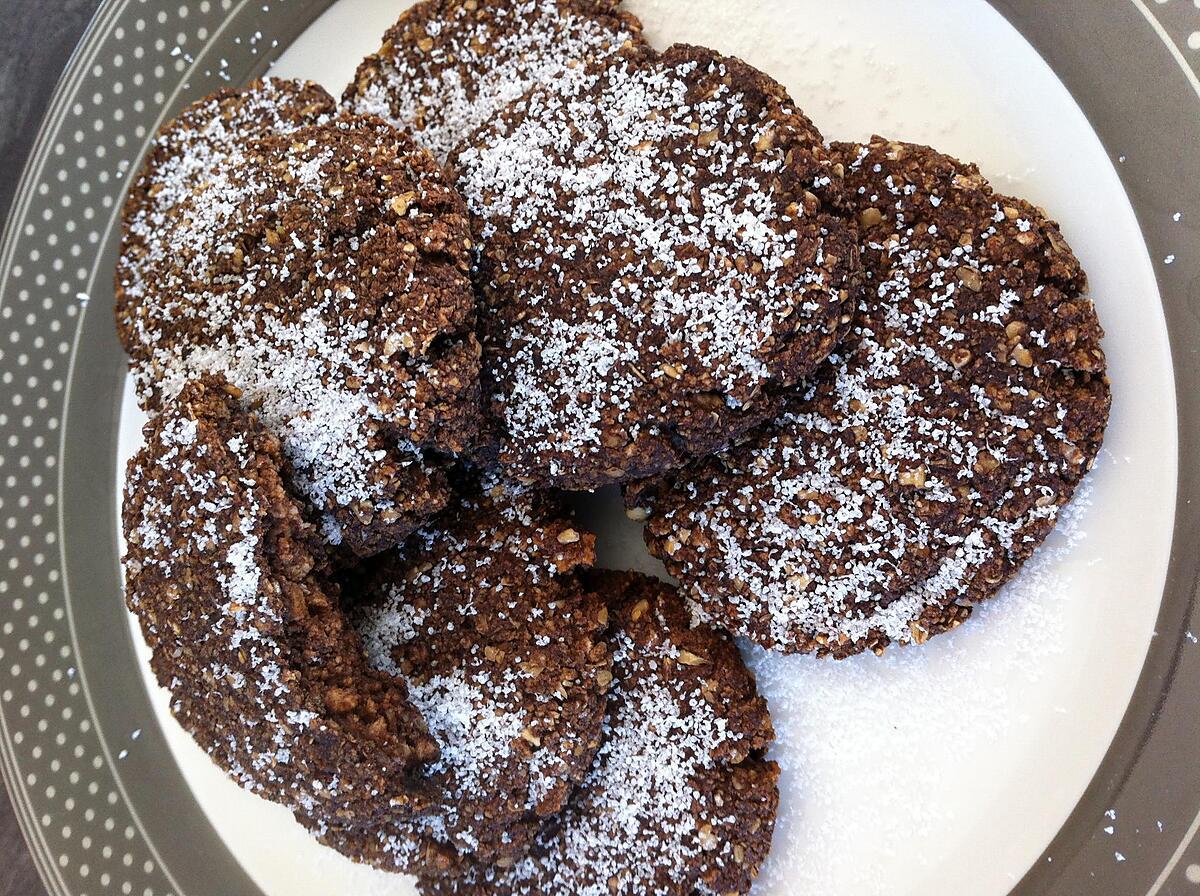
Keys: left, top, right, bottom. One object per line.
{"left": 0, "top": 3, "right": 103, "bottom": 892}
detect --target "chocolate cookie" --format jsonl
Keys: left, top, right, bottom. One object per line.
{"left": 306, "top": 475, "right": 611, "bottom": 872}
{"left": 423, "top": 571, "right": 779, "bottom": 896}
{"left": 450, "top": 43, "right": 859, "bottom": 488}
{"left": 629, "top": 138, "right": 1111, "bottom": 657}
{"left": 115, "top": 79, "right": 480, "bottom": 556}
{"left": 343, "top": 0, "right": 644, "bottom": 162}
{"left": 121, "top": 376, "right": 440, "bottom": 830}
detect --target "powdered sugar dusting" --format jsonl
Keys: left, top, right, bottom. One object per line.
{"left": 117, "top": 80, "right": 477, "bottom": 552}
{"left": 342, "top": 473, "right": 608, "bottom": 867}
{"left": 346, "top": 0, "right": 639, "bottom": 162}
{"left": 123, "top": 392, "right": 349, "bottom": 815}
{"left": 382, "top": 669, "right": 530, "bottom": 857}
{"left": 644, "top": 140, "right": 1109, "bottom": 654}
{"left": 455, "top": 46, "right": 848, "bottom": 478}
{"left": 445, "top": 584, "right": 771, "bottom": 896}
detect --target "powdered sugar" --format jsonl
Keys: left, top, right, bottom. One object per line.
{"left": 339, "top": 474, "right": 607, "bottom": 868}
{"left": 117, "top": 80, "right": 477, "bottom": 553}
{"left": 455, "top": 46, "right": 849, "bottom": 481}
{"left": 345, "top": 0, "right": 639, "bottom": 162}
{"left": 124, "top": 391, "right": 340, "bottom": 810}
{"left": 643, "top": 140, "right": 1109, "bottom": 654}
{"left": 444, "top": 580, "right": 773, "bottom": 896}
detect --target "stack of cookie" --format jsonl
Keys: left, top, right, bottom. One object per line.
{"left": 117, "top": 0, "right": 1111, "bottom": 892}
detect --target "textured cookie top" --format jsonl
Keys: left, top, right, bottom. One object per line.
{"left": 115, "top": 79, "right": 480, "bottom": 556}
{"left": 451, "top": 43, "right": 858, "bottom": 488}
{"left": 309, "top": 475, "right": 611, "bottom": 871}
{"left": 121, "top": 376, "right": 439, "bottom": 828}
{"left": 631, "top": 139, "right": 1111, "bottom": 657}
{"left": 344, "top": 0, "right": 644, "bottom": 162}
{"left": 116, "top": 78, "right": 335, "bottom": 379}
{"left": 424, "top": 571, "right": 779, "bottom": 896}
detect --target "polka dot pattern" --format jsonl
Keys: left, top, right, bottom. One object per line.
{"left": 0, "top": 0, "right": 317, "bottom": 893}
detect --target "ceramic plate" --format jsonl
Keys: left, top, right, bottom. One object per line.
{"left": 2, "top": 1, "right": 1199, "bottom": 894}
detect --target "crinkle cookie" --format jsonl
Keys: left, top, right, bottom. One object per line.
{"left": 115, "top": 79, "right": 480, "bottom": 556}
{"left": 121, "top": 376, "right": 439, "bottom": 830}
{"left": 344, "top": 0, "right": 644, "bottom": 162}
{"left": 306, "top": 475, "right": 611, "bottom": 872}
{"left": 450, "top": 43, "right": 858, "bottom": 488}
{"left": 422, "top": 571, "right": 779, "bottom": 896}
{"left": 629, "top": 138, "right": 1110, "bottom": 657}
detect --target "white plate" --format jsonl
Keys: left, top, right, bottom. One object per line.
{"left": 112, "top": 1, "right": 1176, "bottom": 894}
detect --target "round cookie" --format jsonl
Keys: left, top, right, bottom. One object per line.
{"left": 343, "top": 0, "right": 644, "bottom": 163}
{"left": 629, "top": 138, "right": 1111, "bottom": 657}
{"left": 121, "top": 77, "right": 337, "bottom": 186}
{"left": 121, "top": 375, "right": 439, "bottom": 830}
{"left": 115, "top": 79, "right": 480, "bottom": 556}
{"left": 450, "top": 43, "right": 859, "bottom": 488}
{"left": 116, "top": 78, "right": 336, "bottom": 375}
{"left": 422, "top": 571, "right": 779, "bottom": 896}
{"left": 306, "top": 474, "right": 611, "bottom": 872}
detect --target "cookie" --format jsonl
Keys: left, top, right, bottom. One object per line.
{"left": 305, "top": 475, "right": 611, "bottom": 871}
{"left": 344, "top": 0, "right": 644, "bottom": 162}
{"left": 115, "top": 79, "right": 480, "bottom": 556}
{"left": 121, "top": 376, "right": 440, "bottom": 830}
{"left": 423, "top": 571, "right": 779, "bottom": 896}
{"left": 629, "top": 138, "right": 1111, "bottom": 657}
{"left": 450, "top": 43, "right": 859, "bottom": 488}
{"left": 115, "top": 79, "right": 336, "bottom": 382}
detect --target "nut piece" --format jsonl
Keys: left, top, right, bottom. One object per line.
{"left": 658, "top": 363, "right": 684, "bottom": 380}
{"left": 483, "top": 645, "right": 505, "bottom": 663}
{"left": 786, "top": 573, "right": 812, "bottom": 592}
{"left": 859, "top": 207, "right": 884, "bottom": 230}
{"left": 324, "top": 687, "right": 359, "bottom": 713}
{"left": 956, "top": 266, "right": 983, "bottom": 292}
{"left": 389, "top": 191, "right": 418, "bottom": 216}
{"left": 754, "top": 128, "right": 776, "bottom": 152}
{"left": 557, "top": 528, "right": 581, "bottom": 545}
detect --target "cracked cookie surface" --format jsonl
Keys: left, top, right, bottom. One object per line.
{"left": 344, "top": 0, "right": 644, "bottom": 163}
{"left": 422, "top": 571, "right": 779, "bottom": 896}
{"left": 121, "top": 376, "right": 439, "bottom": 830}
{"left": 115, "top": 79, "right": 480, "bottom": 556}
{"left": 308, "top": 474, "right": 611, "bottom": 872}
{"left": 630, "top": 138, "right": 1111, "bottom": 657}
{"left": 451, "top": 44, "right": 859, "bottom": 488}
